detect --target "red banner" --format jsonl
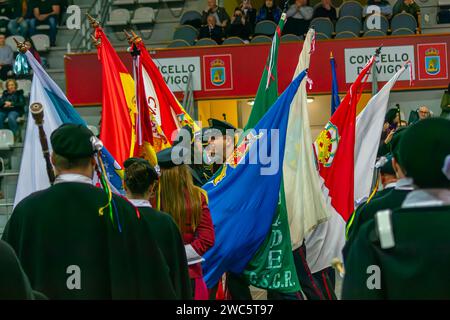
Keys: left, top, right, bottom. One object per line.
{"left": 65, "top": 33, "right": 450, "bottom": 106}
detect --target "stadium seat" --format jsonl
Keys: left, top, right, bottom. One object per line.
{"left": 255, "top": 20, "right": 277, "bottom": 36}
{"left": 310, "top": 17, "right": 334, "bottom": 38}
{"left": 36, "top": 24, "right": 50, "bottom": 32}
{"left": 87, "top": 125, "right": 99, "bottom": 136}
{"left": 281, "top": 34, "right": 302, "bottom": 42}
{"left": 173, "top": 25, "right": 199, "bottom": 45}
{"left": 336, "top": 16, "right": 362, "bottom": 35}
{"left": 31, "top": 34, "right": 50, "bottom": 52}
{"left": 167, "top": 39, "right": 191, "bottom": 48}
{"left": 222, "top": 37, "right": 246, "bottom": 45}
{"left": 180, "top": 10, "right": 202, "bottom": 29}
{"left": 363, "top": 14, "right": 389, "bottom": 34}
{"left": 391, "top": 27, "right": 415, "bottom": 35}
{"left": 112, "top": 0, "right": 135, "bottom": 7}
{"left": 363, "top": 29, "right": 386, "bottom": 37}
{"left": 335, "top": 30, "right": 358, "bottom": 38}
{"left": 391, "top": 13, "right": 417, "bottom": 34}
{"left": 106, "top": 8, "right": 131, "bottom": 27}
{"left": 16, "top": 79, "right": 32, "bottom": 98}
{"left": 0, "top": 130, "right": 14, "bottom": 150}
{"left": 195, "top": 38, "right": 218, "bottom": 46}
{"left": 250, "top": 35, "right": 272, "bottom": 44}
{"left": 6, "top": 35, "right": 25, "bottom": 51}
{"left": 339, "top": 1, "right": 363, "bottom": 20}
{"left": 137, "top": 0, "right": 159, "bottom": 4}
{"left": 131, "top": 7, "right": 155, "bottom": 26}
{"left": 315, "top": 32, "right": 330, "bottom": 40}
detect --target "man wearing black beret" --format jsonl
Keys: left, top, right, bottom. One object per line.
{"left": 2, "top": 124, "right": 178, "bottom": 299}
{"left": 343, "top": 118, "right": 450, "bottom": 299}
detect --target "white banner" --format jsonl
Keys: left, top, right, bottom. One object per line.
{"left": 154, "top": 57, "right": 201, "bottom": 92}
{"left": 345, "top": 46, "right": 415, "bottom": 83}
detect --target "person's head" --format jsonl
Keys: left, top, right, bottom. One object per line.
{"left": 0, "top": 34, "right": 6, "bottom": 46}
{"left": 123, "top": 158, "right": 158, "bottom": 200}
{"left": 50, "top": 124, "right": 97, "bottom": 178}
{"left": 207, "top": 14, "right": 217, "bottom": 26}
{"left": 385, "top": 108, "right": 400, "bottom": 127}
{"left": 398, "top": 118, "right": 450, "bottom": 188}
{"left": 24, "top": 39, "right": 35, "bottom": 51}
{"left": 265, "top": 0, "right": 274, "bottom": 8}
{"left": 400, "top": 120, "right": 408, "bottom": 127}
{"left": 157, "top": 148, "right": 203, "bottom": 231}
{"left": 418, "top": 105, "right": 431, "bottom": 120}
{"left": 241, "top": 0, "right": 252, "bottom": 8}
{"left": 234, "top": 7, "right": 244, "bottom": 18}
{"left": 207, "top": 0, "right": 217, "bottom": 10}
{"left": 321, "top": 0, "right": 332, "bottom": 6}
{"left": 205, "top": 119, "right": 236, "bottom": 164}
{"left": 5, "top": 79, "right": 17, "bottom": 94}
{"left": 296, "top": 0, "right": 307, "bottom": 6}
{"left": 379, "top": 154, "right": 397, "bottom": 187}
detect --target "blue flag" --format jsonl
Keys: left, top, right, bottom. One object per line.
{"left": 14, "top": 51, "right": 124, "bottom": 207}
{"left": 202, "top": 70, "right": 308, "bottom": 288}
{"left": 330, "top": 55, "right": 340, "bottom": 115}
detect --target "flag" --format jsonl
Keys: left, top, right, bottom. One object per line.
{"left": 95, "top": 27, "right": 135, "bottom": 166}
{"left": 354, "top": 64, "right": 407, "bottom": 204}
{"left": 241, "top": 14, "right": 300, "bottom": 294}
{"left": 136, "top": 37, "right": 196, "bottom": 145}
{"left": 330, "top": 52, "right": 340, "bottom": 115}
{"left": 305, "top": 56, "right": 375, "bottom": 273}
{"left": 202, "top": 70, "right": 308, "bottom": 288}
{"left": 244, "top": 13, "right": 286, "bottom": 130}
{"left": 284, "top": 29, "right": 330, "bottom": 252}
{"left": 14, "top": 51, "right": 124, "bottom": 207}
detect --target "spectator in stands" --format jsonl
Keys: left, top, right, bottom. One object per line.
{"left": 7, "top": 0, "right": 29, "bottom": 37}
{"left": 284, "top": 0, "right": 313, "bottom": 37}
{"left": 256, "top": 0, "right": 282, "bottom": 24}
{"left": 199, "top": 15, "right": 224, "bottom": 44}
{"left": 25, "top": 38, "right": 42, "bottom": 65}
{"left": 313, "top": 0, "right": 337, "bottom": 21}
{"left": 29, "top": 0, "right": 60, "bottom": 47}
{"left": 226, "top": 7, "right": 251, "bottom": 41}
{"left": 440, "top": 83, "right": 450, "bottom": 120}
{"left": 240, "top": 0, "right": 257, "bottom": 33}
{"left": 364, "top": 0, "right": 393, "bottom": 18}
{"left": 0, "top": 79, "right": 25, "bottom": 139}
{"left": 393, "top": 0, "right": 421, "bottom": 21}
{"left": 0, "top": 33, "right": 14, "bottom": 81}
{"left": 417, "top": 105, "right": 431, "bottom": 120}
{"left": 201, "top": 0, "right": 230, "bottom": 28}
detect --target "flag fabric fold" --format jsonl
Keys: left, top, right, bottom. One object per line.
{"left": 202, "top": 70, "right": 308, "bottom": 288}
{"left": 306, "top": 56, "right": 375, "bottom": 273}
{"left": 330, "top": 53, "right": 340, "bottom": 115}
{"left": 284, "top": 29, "right": 330, "bottom": 252}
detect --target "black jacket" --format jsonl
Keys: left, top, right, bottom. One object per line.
{"left": 0, "top": 89, "right": 26, "bottom": 115}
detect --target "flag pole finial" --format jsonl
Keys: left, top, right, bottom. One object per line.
{"left": 330, "top": 51, "right": 334, "bottom": 59}
{"left": 14, "top": 37, "right": 28, "bottom": 53}
{"left": 375, "top": 45, "right": 383, "bottom": 57}
{"left": 87, "top": 14, "right": 100, "bottom": 29}
{"left": 124, "top": 29, "right": 142, "bottom": 45}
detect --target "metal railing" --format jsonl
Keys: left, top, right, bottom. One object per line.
{"left": 68, "top": 0, "right": 112, "bottom": 53}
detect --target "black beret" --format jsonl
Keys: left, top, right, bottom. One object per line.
{"left": 398, "top": 118, "right": 450, "bottom": 188}
{"left": 156, "top": 146, "right": 190, "bottom": 169}
{"left": 208, "top": 118, "right": 236, "bottom": 136}
{"left": 50, "top": 124, "right": 95, "bottom": 159}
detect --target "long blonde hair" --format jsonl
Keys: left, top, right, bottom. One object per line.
{"left": 159, "top": 164, "right": 202, "bottom": 232}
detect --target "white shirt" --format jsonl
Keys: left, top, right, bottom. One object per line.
{"left": 54, "top": 173, "right": 93, "bottom": 185}
{"left": 128, "top": 199, "right": 152, "bottom": 208}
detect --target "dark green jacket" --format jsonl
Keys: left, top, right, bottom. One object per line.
{"left": 2, "top": 182, "right": 178, "bottom": 300}
{"left": 343, "top": 204, "right": 450, "bottom": 299}
{"left": 137, "top": 206, "right": 192, "bottom": 299}
{"left": 393, "top": 0, "right": 420, "bottom": 19}
{"left": 441, "top": 91, "right": 450, "bottom": 120}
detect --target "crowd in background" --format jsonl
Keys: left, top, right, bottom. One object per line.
{"left": 197, "top": 0, "right": 422, "bottom": 43}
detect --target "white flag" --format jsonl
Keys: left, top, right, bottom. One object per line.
{"left": 284, "top": 29, "right": 330, "bottom": 251}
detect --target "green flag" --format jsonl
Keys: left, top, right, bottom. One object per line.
{"left": 241, "top": 13, "right": 301, "bottom": 293}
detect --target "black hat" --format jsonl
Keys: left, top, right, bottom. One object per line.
{"left": 380, "top": 153, "right": 395, "bottom": 175}
{"left": 156, "top": 146, "right": 190, "bottom": 169}
{"left": 208, "top": 118, "right": 236, "bottom": 136}
{"left": 398, "top": 118, "right": 450, "bottom": 188}
{"left": 50, "top": 124, "right": 95, "bottom": 159}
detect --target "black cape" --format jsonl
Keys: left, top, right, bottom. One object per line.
{"left": 343, "top": 205, "right": 450, "bottom": 299}
{"left": 137, "top": 206, "right": 192, "bottom": 299}
{"left": 2, "top": 182, "right": 177, "bottom": 300}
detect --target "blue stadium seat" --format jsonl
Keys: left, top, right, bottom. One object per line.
{"left": 363, "top": 29, "right": 386, "bottom": 37}
{"left": 167, "top": 39, "right": 191, "bottom": 48}
{"left": 223, "top": 37, "right": 246, "bottom": 45}
{"left": 281, "top": 34, "right": 303, "bottom": 42}
{"left": 339, "top": 1, "right": 363, "bottom": 20}
{"left": 315, "top": 32, "right": 330, "bottom": 40}
{"left": 180, "top": 10, "right": 202, "bottom": 28}
{"left": 391, "top": 13, "right": 417, "bottom": 34}
{"left": 173, "top": 25, "right": 199, "bottom": 45}
{"left": 310, "top": 17, "right": 334, "bottom": 38}
{"left": 195, "top": 38, "right": 218, "bottom": 46}
{"left": 335, "top": 30, "right": 358, "bottom": 38}
{"left": 391, "top": 27, "right": 415, "bottom": 35}
{"left": 250, "top": 35, "right": 272, "bottom": 44}
{"left": 363, "top": 13, "right": 389, "bottom": 33}
{"left": 255, "top": 20, "right": 277, "bottom": 36}
{"left": 336, "top": 16, "right": 362, "bottom": 35}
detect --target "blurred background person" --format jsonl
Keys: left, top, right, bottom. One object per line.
{"left": 312, "top": 0, "right": 337, "bottom": 21}
{"left": 7, "top": 0, "right": 29, "bottom": 37}
{"left": 440, "top": 84, "right": 450, "bottom": 119}
{"left": 284, "top": 0, "right": 314, "bottom": 37}
{"left": 0, "top": 33, "right": 14, "bottom": 81}
{"left": 0, "top": 79, "right": 25, "bottom": 141}
{"left": 199, "top": 15, "right": 225, "bottom": 44}
{"left": 256, "top": 0, "right": 282, "bottom": 24}
{"left": 29, "top": 0, "right": 60, "bottom": 47}
{"left": 226, "top": 7, "right": 251, "bottom": 41}
{"left": 201, "top": 0, "right": 230, "bottom": 28}
{"left": 240, "top": 0, "right": 256, "bottom": 34}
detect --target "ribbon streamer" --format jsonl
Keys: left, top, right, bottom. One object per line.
{"left": 13, "top": 53, "right": 30, "bottom": 75}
